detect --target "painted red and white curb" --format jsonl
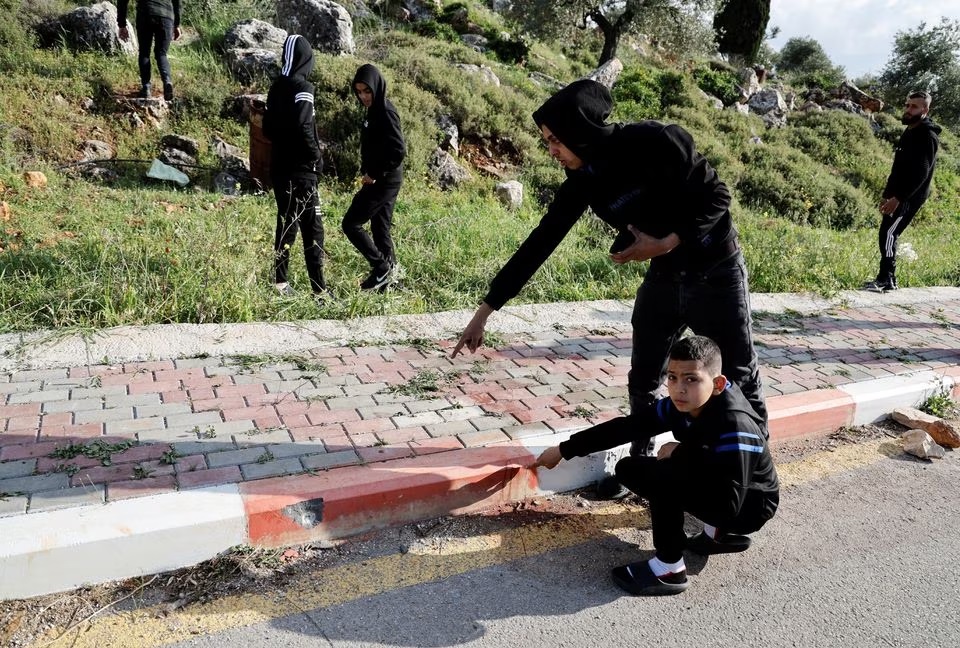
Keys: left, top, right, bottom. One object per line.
{"left": 2, "top": 369, "right": 956, "bottom": 600}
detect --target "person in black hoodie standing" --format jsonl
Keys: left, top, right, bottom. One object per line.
{"left": 263, "top": 35, "right": 327, "bottom": 299}
{"left": 452, "top": 80, "right": 766, "bottom": 452}
{"left": 342, "top": 64, "right": 406, "bottom": 292}
{"left": 117, "top": 0, "right": 182, "bottom": 100}
{"left": 535, "top": 336, "right": 779, "bottom": 596}
{"left": 864, "top": 91, "right": 941, "bottom": 293}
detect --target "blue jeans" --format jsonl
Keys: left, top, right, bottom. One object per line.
{"left": 628, "top": 254, "right": 767, "bottom": 425}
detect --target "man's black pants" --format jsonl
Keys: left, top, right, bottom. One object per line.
{"left": 341, "top": 168, "right": 402, "bottom": 272}
{"left": 615, "top": 455, "right": 777, "bottom": 564}
{"left": 273, "top": 176, "right": 326, "bottom": 293}
{"left": 136, "top": 15, "right": 173, "bottom": 87}
{"left": 628, "top": 254, "right": 767, "bottom": 425}
{"left": 876, "top": 198, "right": 921, "bottom": 286}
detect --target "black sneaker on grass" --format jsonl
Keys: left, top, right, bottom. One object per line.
{"left": 863, "top": 280, "right": 897, "bottom": 293}
{"left": 163, "top": 83, "right": 174, "bottom": 102}
{"left": 611, "top": 561, "right": 688, "bottom": 596}
{"left": 139, "top": 83, "right": 151, "bottom": 99}
{"left": 360, "top": 264, "right": 394, "bottom": 291}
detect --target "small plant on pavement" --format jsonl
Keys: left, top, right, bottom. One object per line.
{"left": 50, "top": 439, "right": 138, "bottom": 466}
{"left": 919, "top": 381, "right": 958, "bottom": 418}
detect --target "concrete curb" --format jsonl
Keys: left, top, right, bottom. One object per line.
{"left": 3, "top": 367, "right": 956, "bottom": 600}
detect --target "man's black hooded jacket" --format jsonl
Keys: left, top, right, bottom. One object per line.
{"left": 484, "top": 79, "right": 736, "bottom": 311}
{"left": 263, "top": 35, "right": 323, "bottom": 179}
{"left": 883, "top": 117, "right": 941, "bottom": 205}
{"left": 352, "top": 64, "right": 405, "bottom": 180}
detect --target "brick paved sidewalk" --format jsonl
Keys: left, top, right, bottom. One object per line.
{"left": 2, "top": 297, "right": 959, "bottom": 517}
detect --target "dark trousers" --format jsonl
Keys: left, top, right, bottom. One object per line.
{"left": 628, "top": 254, "right": 767, "bottom": 426}
{"left": 876, "top": 199, "right": 921, "bottom": 286}
{"left": 273, "top": 176, "right": 326, "bottom": 293}
{"left": 616, "top": 456, "right": 777, "bottom": 563}
{"left": 341, "top": 170, "right": 402, "bottom": 271}
{"left": 136, "top": 15, "right": 173, "bottom": 86}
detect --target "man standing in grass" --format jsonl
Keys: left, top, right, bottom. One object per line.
{"left": 453, "top": 80, "right": 766, "bottom": 493}
{"left": 865, "top": 91, "right": 941, "bottom": 294}
{"left": 117, "top": 0, "right": 182, "bottom": 101}
{"left": 263, "top": 34, "right": 328, "bottom": 300}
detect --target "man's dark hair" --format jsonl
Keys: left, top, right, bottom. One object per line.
{"left": 908, "top": 90, "right": 932, "bottom": 108}
{"left": 669, "top": 335, "right": 722, "bottom": 374}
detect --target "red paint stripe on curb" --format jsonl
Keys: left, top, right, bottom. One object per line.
{"left": 768, "top": 389, "right": 856, "bottom": 443}
{"left": 241, "top": 445, "right": 538, "bottom": 548}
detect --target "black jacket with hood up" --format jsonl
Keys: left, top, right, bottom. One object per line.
{"left": 560, "top": 382, "right": 780, "bottom": 522}
{"left": 882, "top": 117, "right": 941, "bottom": 205}
{"left": 263, "top": 35, "right": 324, "bottom": 179}
{"left": 353, "top": 64, "right": 405, "bottom": 181}
{"left": 484, "top": 79, "right": 736, "bottom": 311}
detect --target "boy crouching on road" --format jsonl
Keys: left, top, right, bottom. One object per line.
{"left": 535, "top": 335, "right": 779, "bottom": 596}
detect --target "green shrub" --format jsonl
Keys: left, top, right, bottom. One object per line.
{"left": 692, "top": 65, "right": 740, "bottom": 106}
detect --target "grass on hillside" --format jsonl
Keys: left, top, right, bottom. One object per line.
{"left": 1, "top": 1, "right": 959, "bottom": 334}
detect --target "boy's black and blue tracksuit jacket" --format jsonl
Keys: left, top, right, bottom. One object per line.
{"left": 558, "top": 382, "right": 779, "bottom": 521}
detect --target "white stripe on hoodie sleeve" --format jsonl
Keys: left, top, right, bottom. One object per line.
{"left": 295, "top": 92, "right": 314, "bottom": 104}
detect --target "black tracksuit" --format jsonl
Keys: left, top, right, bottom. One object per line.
{"left": 342, "top": 64, "right": 406, "bottom": 275}
{"left": 486, "top": 80, "right": 766, "bottom": 424}
{"left": 876, "top": 117, "right": 941, "bottom": 286}
{"left": 559, "top": 383, "right": 780, "bottom": 563}
{"left": 263, "top": 35, "right": 326, "bottom": 293}
{"left": 117, "top": 0, "right": 180, "bottom": 88}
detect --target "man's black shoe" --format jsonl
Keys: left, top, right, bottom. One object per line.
{"left": 163, "top": 83, "right": 174, "bottom": 102}
{"left": 611, "top": 561, "right": 688, "bottom": 596}
{"left": 360, "top": 263, "right": 394, "bottom": 291}
{"left": 863, "top": 280, "right": 897, "bottom": 294}
{"left": 685, "top": 531, "right": 751, "bottom": 555}
{"left": 595, "top": 475, "right": 631, "bottom": 500}
{"left": 139, "top": 83, "right": 151, "bottom": 99}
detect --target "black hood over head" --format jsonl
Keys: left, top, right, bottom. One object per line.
{"left": 533, "top": 79, "right": 616, "bottom": 162}
{"left": 353, "top": 63, "right": 388, "bottom": 110}
{"left": 280, "top": 34, "right": 314, "bottom": 79}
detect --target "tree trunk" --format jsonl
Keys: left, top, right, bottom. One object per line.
{"left": 590, "top": 10, "right": 620, "bottom": 65}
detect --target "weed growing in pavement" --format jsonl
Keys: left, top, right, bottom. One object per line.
{"left": 230, "top": 353, "right": 327, "bottom": 374}
{"left": 195, "top": 425, "right": 218, "bottom": 439}
{"left": 571, "top": 404, "right": 599, "bottom": 419}
{"left": 390, "top": 370, "right": 441, "bottom": 397}
{"left": 131, "top": 465, "right": 153, "bottom": 480}
{"left": 53, "top": 463, "right": 80, "bottom": 477}
{"left": 405, "top": 337, "right": 442, "bottom": 353}
{"left": 49, "top": 439, "right": 137, "bottom": 466}
{"left": 255, "top": 449, "right": 275, "bottom": 464}
{"left": 919, "top": 380, "right": 958, "bottom": 418}
{"left": 159, "top": 448, "right": 181, "bottom": 465}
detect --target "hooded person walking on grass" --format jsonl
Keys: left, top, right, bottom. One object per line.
{"left": 263, "top": 34, "right": 328, "bottom": 300}
{"left": 117, "top": 0, "right": 182, "bottom": 100}
{"left": 452, "top": 80, "right": 767, "bottom": 494}
{"left": 342, "top": 64, "right": 406, "bottom": 292}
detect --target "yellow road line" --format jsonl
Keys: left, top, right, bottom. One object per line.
{"left": 38, "top": 439, "right": 895, "bottom": 647}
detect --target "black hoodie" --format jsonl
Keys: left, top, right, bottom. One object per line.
{"left": 263, "top": 35, "right": 324, "bottom": 179}
{"left": 560, "top": 382, "right": 779, "bottom": 522}
{"left": 485, "top": 80, "right": 736, "bottom": 311}
{"left": 117, "top": 0, "right": 181, "bottom": 28}
{"left": 883, "top": 117, "right": 941, "bottom": 205}
{"left": 352, "top": 64, "right": 405, "bottom": 180}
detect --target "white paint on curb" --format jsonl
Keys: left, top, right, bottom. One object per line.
{"left": 0, "top": 485, "right": 247, "bottom": 600}
{"left": 841, "top": 370, "right": 956, "bottom": 425}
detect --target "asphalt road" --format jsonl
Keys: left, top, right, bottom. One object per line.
{"left": 42, "top": 438, "right": 959, "bottom": 648}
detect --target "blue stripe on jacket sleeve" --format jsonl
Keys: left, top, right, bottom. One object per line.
{"left": 716, "top": 443, "right": 764, "bottom": 453}
{"left": 656, "top": 398, "right": 669, "bottom": 421}
{"left": 718, "top": 431, "right": 762, "bottom": 441}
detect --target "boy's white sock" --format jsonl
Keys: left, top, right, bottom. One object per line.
{"left": 703, "top": 524, "right": 718, "bottom": 539}
{"left": 648, "top": 556, "right": 685, "bottom": 577}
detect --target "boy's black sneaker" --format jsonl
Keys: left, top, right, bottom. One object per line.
{"left": 685, "top": 531, "right": 751, "bottom": 555}
{"left": 611, "top": 561, "right": 688, "bottom": 596}
{"left": 139, "top": 83, "right": 151, "bottom": 99}
{"left": 163, "top": 83, "right": 174, "bottom": 102}
{"left": 360, "top": 263, "right": 394, "bottom": 291}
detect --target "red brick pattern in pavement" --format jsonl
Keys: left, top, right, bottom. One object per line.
{"left": 2, "top": 299, "right": 960, "bottom": 514}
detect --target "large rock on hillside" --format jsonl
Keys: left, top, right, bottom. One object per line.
{"left": 226, "top": 49, "right": 281, "bottom": 84}
{"left": 429, "top": 148, "right": 470, "bottom": 190}
{"left": 224, "top": 19, "right": 288, "bottom": 52}
{"left": 454, "top": 63, "right": 500, "bottom": 87}
{"left": 276, "top": 0, "right": 356, "bottom": 55}
{"left": 36, "top": 2, "right": 137, "bottom": 55}
{"left": 839, "top": 80, "right": 884, "bottom": 113}
{"left": 748, "top": 88, "right": 787, "bottom": 115}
